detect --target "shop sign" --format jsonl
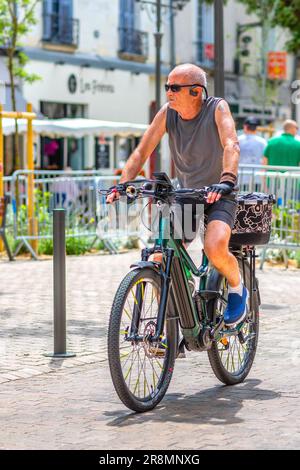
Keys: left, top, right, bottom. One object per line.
{"left": 204, "top": 43, "right": 214, "bottom": 60}
{"left": 68, "top": 74, "right": 77, "bottom": 94}
{"left": 267, "top": 52, "right": 287, "bottom": 80}
{"left": 67, "top": 74, "right": 115, "bottom": 94}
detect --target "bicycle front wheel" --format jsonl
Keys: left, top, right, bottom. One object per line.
{"left": 108, "top": 268, "right": 177, "bottom": 412}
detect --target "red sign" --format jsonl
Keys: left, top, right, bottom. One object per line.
{"left": 204, "top": 43, "right": 214, "bottom": 60}
{"left": 98, "top": 134, "right": 106, "bottom": 145}
{"left": 267, "top": 51, "right": 287, "bottom": 80}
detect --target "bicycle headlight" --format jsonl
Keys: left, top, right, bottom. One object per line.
{"left": 126, "top": 185, "right": 137, "bottom": 198}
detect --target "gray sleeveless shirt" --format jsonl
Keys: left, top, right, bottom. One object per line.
{"left": 166, "top": 96, "right": 224, "bottom": 189}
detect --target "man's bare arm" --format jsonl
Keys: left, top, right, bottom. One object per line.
{"left": 119, "top": 104, "right": 168, "bottom": 183}
{"left": 215, "top": 99, "right": 240, "bottom": 180}
{"left": 106, "top": 104, "right": 168, "bottom": 203}
{"left": 206, "top": 100, "right": 240, "bottom": 203}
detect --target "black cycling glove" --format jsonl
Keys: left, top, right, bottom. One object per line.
{"left": 208, "top": 182, "right": 234, "bottom": 196}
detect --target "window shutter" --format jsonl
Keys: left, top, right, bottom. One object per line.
{"left": 43, "top": 0, "right": 53, "bottom": 40}
{"left": 58, "top": 0, "right": 73, "bottom": 44}
{"left": 119, "top": 0, "right": 136, "bottom": 53}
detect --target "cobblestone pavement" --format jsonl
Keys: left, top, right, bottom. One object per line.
{"left": 0, "top": 249, "right": 299, "bottom": 449}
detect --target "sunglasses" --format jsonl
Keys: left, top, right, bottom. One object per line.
{"left": 164, "top": 83, "right": 202, "bottom": 93}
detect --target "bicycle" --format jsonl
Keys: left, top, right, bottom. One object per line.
{"left": 101, "top": 172, "right": 272, "bottom": 413}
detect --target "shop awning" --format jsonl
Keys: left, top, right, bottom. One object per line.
{"left": 1, "top": 117, "right": 148, "bottom": 137}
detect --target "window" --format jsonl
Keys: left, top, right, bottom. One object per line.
{"left": 40, "top": 101, "right": 85, "bottom": 119}
{"left": 197, "top": 0, "right": 214, "bottom": 67}
{"left": 119, "top": 0, "right": 136, "bottom": 32}
{"left": 42, "top": 0, "right": 79, "bottom": 47}
{"left": 40, "top": 101, "right": 85, "bottom": 170}
{"left": 95, "top": 137, "right": 112, "bottom": 170}
{"left": 118, "top": 0, "right": 148, "bottom": 59}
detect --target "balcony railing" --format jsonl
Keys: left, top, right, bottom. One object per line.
{"left": 118, "top": 28, "right": 149, "bottom": 62}
{"left": 42, "top": 14, "right": 79, "bottom": 48}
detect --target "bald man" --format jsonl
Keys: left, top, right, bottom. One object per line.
{"left": 107, "top": 63, "right": 248, "bottom": 327}
{"left": 263, "top": 119, "right": 300, "bottom": 168}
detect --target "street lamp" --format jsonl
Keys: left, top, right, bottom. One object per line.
{"left": 135, "top": 0, "right": 190, "bottom": 172}
{"left": 214, "top": 0, "right": 224, "bottom": 98}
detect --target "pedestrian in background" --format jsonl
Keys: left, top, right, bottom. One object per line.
{"left": 263, "top": 119, "right": 300, "bottom": 168}
{"left": 263, "top": 120, "right": 300, "bottom": 203}
{"left": 238, "top": 117, "right": 267, "bottom": 190}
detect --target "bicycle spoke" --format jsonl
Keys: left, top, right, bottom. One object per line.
{"left": 120, "top": 344, "right": 136, "bottom": 368}
{"left": 225, "top": 350, "right": 230, "bottom": 370}
{"left": 230, "top": 339, "right": 235, "bottom": 372}
{"left": 123, "top": 307, "right": 132, "bottom": 321}
{"left": 120, "top": 351, "right": 130, "bottom": 360}
{"left": 133, "top": 349, "right": 142, "bottom": 397}
{"left": 153, "top": 357, "right": 164, "bottom": 370}
{"left": 142, "top": 353, "right": 152, "bottom": 397}
{"left": 127, "top": 348, "right": 139, "bottom": 391}
{"left": 152, "top": 366, "right": 157, "bottom": 391}
{"left": 237, "top": 340, "right": 243, "bottom": 367}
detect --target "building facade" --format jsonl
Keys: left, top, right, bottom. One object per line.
{"left": 0, "top": 0, "right": 296, "bottom": 175}
{"left": 174, "top": 0, "right": 294, "bottom": 127}
{"left": 1, "top": 0, "right": 174, "bottom": 174}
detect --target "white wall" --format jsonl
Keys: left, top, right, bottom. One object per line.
{"left": 174, "top": 0, "right": 196, "bottom": 65}
{"left": 223, "top": 0, "right": 257, "bottom": 73}
{"left": 22, "top": 1, "right": 42, "bottom": 47}
{"left": 16, "top": 0, "right": 298, "bottom": 162}
{"left": 23, "top": 61, "right": 151, "bottom": 123}
{"left": 21, "top": 0, "right": 171, "bottom": 63}
{"left": 19, "top": 0, "right": 296, "bottom": 84}
{"left": 74, "top": 0, "right": 119, "bottom": 56}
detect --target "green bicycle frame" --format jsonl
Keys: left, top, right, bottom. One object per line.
{"left": 128, "top": 190, "right": 256, "bottom": 351}
{"left": 152, "top": 204, "right": 213, "bottom": 351}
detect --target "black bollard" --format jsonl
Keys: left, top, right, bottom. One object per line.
{"left": 45, "top": 209, "right": 76, "bottom": 358}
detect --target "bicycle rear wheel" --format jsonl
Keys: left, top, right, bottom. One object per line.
{"left": 108, "top": 268, "right": 177, "bottom": 412}
{"left": 207, "top": 258, "right": 259, "bottom": 385}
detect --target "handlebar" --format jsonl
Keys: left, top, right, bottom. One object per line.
{"left": 99, "top": 177, "right": 238, "bottom": 203}
{"left": 99, "top": 178, "right": 210, "bottom": 203}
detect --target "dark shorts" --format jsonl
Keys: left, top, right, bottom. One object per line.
{"left": 172, "top": 194, "right": 237, "bottom": 244}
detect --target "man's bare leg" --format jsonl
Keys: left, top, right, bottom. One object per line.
{"left": 204, "top": 220, "right": 240, "bottom": 287}
{"left": 204, "top": 220, "right": 248, "bottom": 326}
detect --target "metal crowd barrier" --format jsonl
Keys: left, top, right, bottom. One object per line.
{"left": 239, "top": 164, "right": 300, "bottom": 268}
{"left": 2, "top": 166, "right": 300, "bottom": 264}
{"left": 3, "top": 176, "right": 12, "bottom": 203}
{"left": 5, "top": 170, "right": 148, "bottom": 259}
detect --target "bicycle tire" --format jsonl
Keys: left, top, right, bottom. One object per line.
{"left": 207, "top": 258, "right": 259, "bottom": 385}
{"left": 108, "top": 268, "right": 177, "bottom": 412}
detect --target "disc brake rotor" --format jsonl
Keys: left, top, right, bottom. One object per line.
{"left": 142, "top": 321, "right": 166, "bottom": 358}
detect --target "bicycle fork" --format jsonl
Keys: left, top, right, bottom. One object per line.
{"left": 127, "top": 248, "right": 174, "bottom": 343}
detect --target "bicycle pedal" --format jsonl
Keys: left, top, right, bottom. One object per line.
{"left": 199, "top": 290, "right": 221, "bottom": 301}
{"left": 177, "top": 351, "right": 186, "bottom": 359}
{"left": 176, "top": 338, "right": 187, "bottom": 359}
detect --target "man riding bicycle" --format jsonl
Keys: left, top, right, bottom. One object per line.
{"left": 107, "top": 63, "right": 247, "bottom": 327}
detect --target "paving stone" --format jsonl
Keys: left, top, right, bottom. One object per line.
{"left": 0, "top": 250, "right": 300, "bottom": 449}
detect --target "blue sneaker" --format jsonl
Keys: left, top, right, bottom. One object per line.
{"left": 224, "top": 285, "right": 249, "bottom": 327}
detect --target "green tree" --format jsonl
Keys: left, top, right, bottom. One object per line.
{"left": 271, "top": 1, "right": 300, "bottom": 54}
{"left": 0, "top": 0, "right": 40, "bottom": 171}
{"left": 237, "top": 0, "right": 300, "bottom": 54}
